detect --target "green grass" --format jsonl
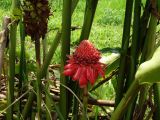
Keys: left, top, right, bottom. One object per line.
{"left": 0, "top": 0, "right": 125, "bottom": 50}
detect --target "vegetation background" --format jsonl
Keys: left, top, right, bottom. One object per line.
{"left": 1, "top": 0, "right": 159, "bottom": 120}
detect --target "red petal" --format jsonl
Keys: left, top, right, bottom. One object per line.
{"left": 79, "top": 67, "right": 88, "bottom": 88}
{"left": 63, "top": 69, "right": 75, "bottom": 76}
{"left": 73, "top": 67, "right": 83, "bottom": 81}
{"left": 64, "top": 64, "right": 73, "bottom": 69}
{"left": 95, "top": 64, "right": 105, "bottom": 78}
{"left": 87, "top": 67, "right": 95, "bottom": 85}
{"left": 93, "top": 69, "right": 99, "bottom": 80}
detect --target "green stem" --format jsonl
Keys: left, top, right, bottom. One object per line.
{"left": 60, "top": 0, "right": 71, "bottom": 119}
{"left": 139, "top": 0, "right": 150, "bottom": 53}
{"left": 79, "top": 0, "right": 99, "bottom": 41}
{"left": 22, "top": 92, "right": 36, "bottom": 119}
{"left": 137, "top": 8, "right": 158, "bottom": 119}
{"left": 7, "top": 21, "right": 17, "bottom": 120}
{"left": 128, "top": 0, "right": 141, "bottom": 86}
{"left": 18, "top": 19, "right": 26, "bottom": 117}
{"left": 152, "top": 1, "right": 160, "bottom": 119}
{"left": 22, "top": 30, "right": 61, "bottom": 119}
{"left": 71, "top": 0, "right": 79, "bottom": 15}
{"left": 115, "top": 0, "right": 134, "bottom": 107}
{"left": 111, "top": 80, "right": 141, "bottom": 120}
{"left": 36, "top": 70, "right": 42, "bottom": 120}
{"left": 153, "top": 83, "right": 160, "bottom": 120}
{"left": 7, "top": 0, "right": 20, "bottom": 119}
{"left": 42, "top": 36, "right": 51, "bottom": 120}
{"left": 44, "top": 86, "right": 64, "bottom": 120}
{"left": 82, "top": 87, "right": 88, "bottom": 120}
{"left": 113, "top": 46, "right": 160, "bottom": 119}
{"left": 40, "top": 31, "right": 61, "bottom": 78}
{"left": 72, "top": 84, "right": 80, "bottom": 120}
{"left": 125, "top": 0, "right": 141, "bottom": 119}
{"left": 141, "top": 14, "right": 157, "bottom": 61}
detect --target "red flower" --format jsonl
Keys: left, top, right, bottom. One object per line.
{"left": 63, "top": 40, "right": 105, "bottom": 88}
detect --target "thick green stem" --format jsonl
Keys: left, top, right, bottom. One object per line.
{"left": 82, "top": 87, "right": 88, "bottom": 120}
{"left": 40, "top": 31, "right": 61, "bottom": 78}
{"left": 6, "top": 0, "right": 20, "bottom": 119}
{"left": 139, "top": 0, "right": 150, "bottom": 53}
{"left": 7, "top": 21, "right": 17, "bottom": 120}
{"left": 42, "top": 36, "right": 51, "bottom": 120}
{"left": 60, "top": 0, "right": 71, "bottom": 119}
{"left": 115, "top": 0, "right": 133, "bottom": 107}
{"left": 128, "top": 0, "right": 141, "bottom": 87}
{"left": 22, "top": 92, "right": 36, "bottom": 119}
{"left": 125, "top": 0, "right": 141, "bottom": 119}
{"left": 71, "top": 0, "right": 79, "bottom": 15}
{"left": 15, "top": 19, "right": 26, "bottom": 119}
{"left": 137, "top": 7, "right": 158, "bottom": 118}
{"left": 22, "top": 30, "right": 61, "bottom": 119}
{"left": 111, "top": 80, "right": 140, "bottom": 120}
{"left": 36, "top": 70, "right": 42, "bottom": 120}
{"left": 153, "top": 83, "right": 160, "bottom": 120}
{"left": 152, "top": 1, "right": 160, "bottom": 119}
{"left": 79, "top": 0, "right": 99, "bottom": 41}
{"left": 111, "top": 45, "right": 160, "bottom": 120}
{"left": 134, "top": 1, "right": 154, "bottom": 118}
{"left": 141, "top": 15, "right": 157, "bottom": 61}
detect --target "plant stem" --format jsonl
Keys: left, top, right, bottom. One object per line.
{"left": 137, "top": 12, "right": 157, "bottom": 120}
{"left": 15, "top": 19, "right": 26, "bottom": 119}
{"left": 111, "top": 80, "right": 141, "bottom": 120}
{"left": 71, "top": 0, "right": 79, "bottom": 15}
{"left": 22, "top": 30, "right": 61, "bottom": 119}
{"left": 6, "top": 0, "right": 20, "bottom": 119}
{"left": 139, "top": 0, "right": 150, "bottom": 53}
{"left": 152, "top": 1, "right": 160, "bottom": 119}
{"left": 42, "top": 35, "right": 51, "bottom": 120}
{"left": 153, "top": 83, "right": 160, "bottom": 120}
{"left": 125, "top": 0, "right": 141, "bottom": 119}
{"left": 34, "top": 36, "right": 41, "bottom": 66}
{"left": 7, "top": 20, "right": 17, "bottom": 120}
{"left": 36, "top": 69, "right": 42, "bottom": 120}
{"left": 115, "top": 0, "right": 133, "bottom": 107}
{"left": 40, "top": 31, "right": 61, "bottom": 78}
{"left": 79, "top": 0, "right": 99, "bottom": 41}
{"left": 141, "top": 14, "right": 157, "bottom": 61}
{"left": 82, "top": 87, "right": 88, "bottom": 120}
{"left": 60, "top": 0, "right": 71, "bottom": 119}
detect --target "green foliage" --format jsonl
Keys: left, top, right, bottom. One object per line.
{"left": 98, "top": 8, "right": 124, "bottom": 26}
{"left": 0, "top": 0, "right": 11, "bottom": 10}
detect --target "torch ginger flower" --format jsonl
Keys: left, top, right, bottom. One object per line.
{"left": 63, "top": 40, "right": 105, "bottom": 88}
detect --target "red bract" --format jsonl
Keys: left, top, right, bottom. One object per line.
{"left": 63, "top": 40, "right": 105, "bottom": 88}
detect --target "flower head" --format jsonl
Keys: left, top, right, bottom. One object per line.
{"left": 64, "top": 40, "right": 105, "bottom": 88}
{"left": 23, "top": 0, "right": 50, "bottom": 39}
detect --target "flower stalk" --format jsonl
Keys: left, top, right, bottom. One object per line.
{"left": 7, "top": 17, "right": 17, "bottom": 120}
{"left": 60, "top": 0, "right": 71, "bottom": 119}
{"left": 124, "top": 0, "right": 141, "bottom": 119}
{"left": 79, "top": 0, "right": 99, "bottom": 41}
{"left": 115, "top": 0, "right": 134, "bottom": 107}
{"left": 7, "top": 0, "right": 20, "bottom": 119}
{"left": 82, "top": 86, "right": 88, "bottom": 120}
